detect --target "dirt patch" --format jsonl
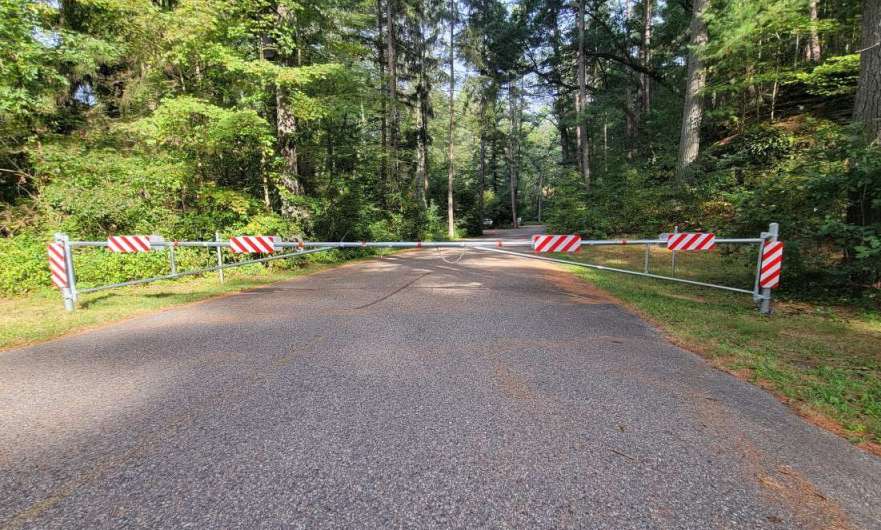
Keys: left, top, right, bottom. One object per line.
{"left": 758, "top": 465, "right": 851, "bottom": 530}
{"left": 696, "top": 395, "right": 853, "bottom": 529}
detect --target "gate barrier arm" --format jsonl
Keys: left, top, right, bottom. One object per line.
{"left": 51, "top": 223, "right": 780, "bottom": 313}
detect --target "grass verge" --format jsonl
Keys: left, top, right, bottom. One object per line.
{"left": 565, "top": 245, "right": 881, "bottom": 452}
{"left": 1, "top": 257, "right": 363, "bottom": 351}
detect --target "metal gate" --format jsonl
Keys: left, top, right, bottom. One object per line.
{"left": 48, "top": 223, "right": 782, "bottom": 314}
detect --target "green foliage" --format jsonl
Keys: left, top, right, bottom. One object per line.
{"left": 0, "top": 235, "right": 49, "bottom": 295}
{"left": 0, "top": 0, "right": 69, "bottom": 122}
{"left": 796, "top": 54, "right": 861, "bottom": 96}
{"left": 34, "top": 143, "right": 191, "bottom": 236}
{"left": 544, "top": 192, "right": 610, "bottom": 237}
{"left": 692, "top": 121, "right": 876, "bottom": 296}
{"left": 542, "top": 118, "right": 880, "bottom": 301}
{"left": 0, "top": 0, "right": 876, "bottom": 308}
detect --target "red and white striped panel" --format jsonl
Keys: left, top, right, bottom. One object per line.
{"left": 531, "top": 234, "right": 581, "bottom": 253}
{"left": 47, "top": 243, "right": 68, "bottom": 289}
{"left": 107, "top": 235, "right": 152, "bottom": 253}
{"left": 759, "top": 241, "right": 783, "bottom": 289}
{"left": 666, "top": 232, "right": 716, "bottom": 251}
{"left": 229, "top": 235, "right": 276, "bottom": 254}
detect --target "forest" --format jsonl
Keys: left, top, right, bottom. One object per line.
{"left": 1, "top": 0, "right": 879, "bottom": 302}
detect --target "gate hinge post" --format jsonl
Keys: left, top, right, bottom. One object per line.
{"left": 55, "top": 232, "right": 77, "bottom": 312}
{"left": 215, "top": 232, "right": 224, "bottom": 284}
{"left": 758, "top": 222, "right": 779, "bottom": 315}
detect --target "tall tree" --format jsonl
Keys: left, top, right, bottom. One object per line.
{"left": 640, "top": 0, "right": 653, "bottom": 114}
{"left": 507, "top": 81, "right": 521, "bottom": 227}
{"left": 575, "top": 0, "right": 591, "bottom": 189}
{"left": 274, "top": 2, "right": 302, "bottom": 210}
{"left": 806, "top": 0, "right": 822, "bottom": 63}
{"left": 376, "top": 0, "right": 389, "bottom": 200}
{"left": 387, "top": 0, "right": 400, "bottom": 191}
{"left": 675, "top": 0, "right": 709, "bottom": 179}
{"left": 478, "top": 87, "right": 487, "bottom": 221}
{"left": 854, "top": 0, "right": 880, "bottom": 143}
{"left": 406, "top": 0, "right": 440, "bottom": 210}
{"left": 447, "top": 0, "right": 457, "bottom": 237}
{"left": 543, "top": 0, "right": 574, "bottom": 165}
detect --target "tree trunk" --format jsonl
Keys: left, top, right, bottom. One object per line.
{"left": 386, "top": 0, "right": 399, "bottom": 188}
{"left": 603, "top": 114, "right": 608, "bottom": 174}
{"left": 846, "top": 0, "right": 881, "bottom": 286}
{"left": 376, "top": 0, "right": 388, "bottom": 200}
{"left": 416, "top": 85, "right": 428, "bottom": 209}
{"left": 258, "top": 42, "right": 272, "bottom": 208}
{"left": 262, "top": 167, "right": 272, "bottom": 208}
{"left": 556, "top": 99, "right": 573, "bottom": 164}
{"left": 549, "top": 4, "right": 573, "bottom": 166}
{"left": 447, "top": 0, "right": 456, "bottom": 238}
{"left": 507, "top": 82, "right": 520, "bottom": 228}
{"left": 807, "top": 0, "right": 822, "bottom": 63}
{"left": 274, "top": 3, "right": 301, "bottom": 206}
{"left": 478, "top": 89, "right": 486, "bottom": 225}
{"left": 854, "top": 0, "right": 881, "bottom": 144}
{"left": 624, "top": 84, "right": 637, "bottom": 159}
{"left": 490, "top": 138, "right": 498, "bottom": 193}
{"left": 640, "top": 0, "right": 653, "bottom": 114}
{"left": 276, "top": 85, "right": 301, "bottom": 199}
{"left": 576, "top": 0, "right": 591, "bottom": 190}
{"left": 675, "top": 0, "right": 709, "bottom": 180}
{"left": 537, "top": 169, "right": 544, "bottom": 222}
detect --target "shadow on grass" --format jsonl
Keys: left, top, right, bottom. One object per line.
{"left": 140, "top": 292, "right": 201, "bottom": 299}
{"left": 79, "top": 294, "right": 113, "bottom": 308}
{"left": 79, "top": 290, "right": 219, "bottom": 309}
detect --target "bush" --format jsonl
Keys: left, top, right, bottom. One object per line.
{"left": 0, "top": 235, "right": 49, "bottom": 295}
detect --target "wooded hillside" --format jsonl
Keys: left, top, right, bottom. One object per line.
{"left": 1, "top": 0, "right": 879, "bottom": 301}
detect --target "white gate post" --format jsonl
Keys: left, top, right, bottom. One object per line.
{"left": 169, "top": 243, "right": 177, "bottom": 275}
{"left": 759, "top": 222, "right": 779, "bottom": 315}
{"left": 54, "top": 232, "right": 78, "bottom": 312}
{"left": 215, "top": 232, "right": 224, "bottom": 284}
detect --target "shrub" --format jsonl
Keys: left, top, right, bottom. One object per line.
{"left": 0, "top": 235, "right": 49, "bottom": 295}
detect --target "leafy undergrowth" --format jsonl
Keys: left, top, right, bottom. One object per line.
{"left": 564, "top": 245, "right": 881, "bottom": 451}
{"left": 1, "top": 259, "right": 360, "bottom": 351}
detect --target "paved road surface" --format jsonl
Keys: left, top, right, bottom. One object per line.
{"left": 2, "top": 227, "right": 880, "bottom": 529}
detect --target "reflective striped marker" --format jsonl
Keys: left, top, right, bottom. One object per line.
{"left": 666, "top": 232, "right": 716, "bottom": 251}
{"left": 759, "top": 241, "right": 783, "bottom": 288}
{"left": 229, "top": 236, "right": 276, "bottom": 254}
{"left": 47, "top": 243, "right": 68, "bottom": 289}
{"left": 531, "top": 234, "right": 581, "bottom": 253}
{"left": 108, "top": 235, "right": 152, "bottom": 253}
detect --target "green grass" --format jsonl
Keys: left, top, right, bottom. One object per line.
{"left": 1, "top": 260, "right": 352, "bottom": 351}
{"left": 563, "top": 245, "right": 881, "bottom": 448}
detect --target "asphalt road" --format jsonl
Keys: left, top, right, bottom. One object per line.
{"left": 2, "top": 227, "right": 880, "bottom": 529}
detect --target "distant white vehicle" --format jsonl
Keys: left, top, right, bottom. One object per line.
{"left": 483, "top": 219, "right": 493, "bottom": 227}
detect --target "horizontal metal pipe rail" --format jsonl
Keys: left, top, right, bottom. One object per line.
{"left": 298, "top": 232, "right": 778, "bottom": 314}
{"left": 474, "top": 246, "right": 758, "bottom": 296}
{"left": 71, "top": 238, "right": 763, "bottom": 249}
{"left": 297, "top": 238, "right": 764, "bottom": 248}
{"left": 77, "top": 248, "right": 332, "bottom": 294}
{"left": 54, "top": 223, "right": 779, "bottom": 313}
